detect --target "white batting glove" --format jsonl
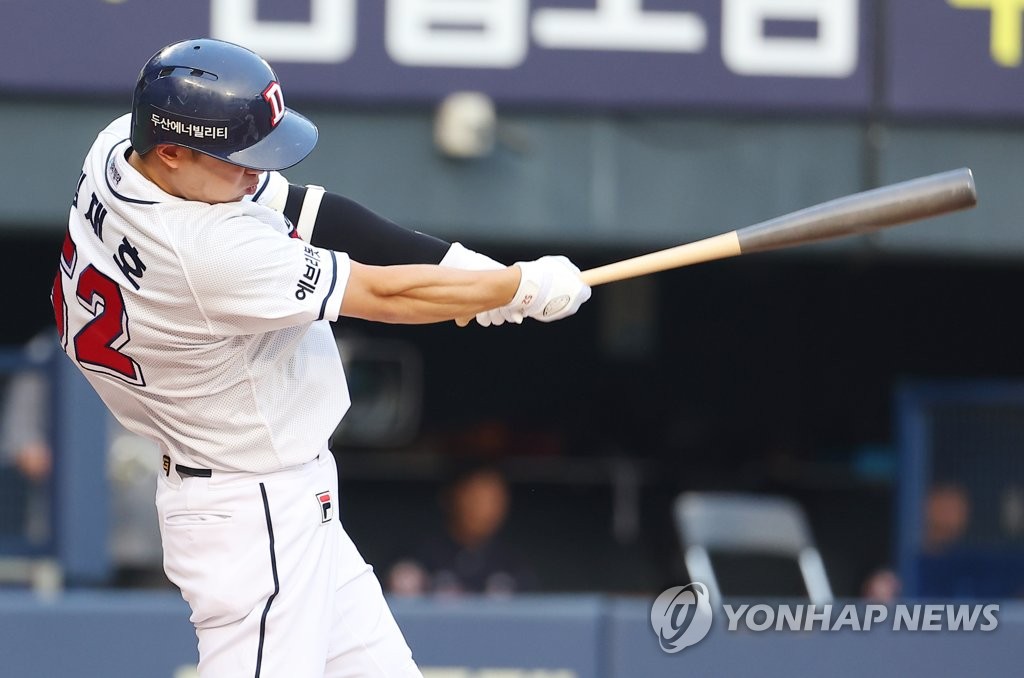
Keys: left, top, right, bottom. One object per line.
{"left": 507, "top": 256, "right": 591, "bottom": 323}
{"left": 476, "top": 301, "right": 525, "bottom": 327}
{"left": 439, "top": 242, "right": 520, "bottom": 327}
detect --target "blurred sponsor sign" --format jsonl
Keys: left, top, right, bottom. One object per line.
{"left": 886, "top": 0, "right": 1024, "bottom": 118}
{"left": 3, "top": 1, "right": 1023, "bottom": 116}
{"left": 0, "top": 0, "right": 869, "bottom": 110}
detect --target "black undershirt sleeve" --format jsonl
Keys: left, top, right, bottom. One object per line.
{"left": 284, "top": 184, "right": 451, "bottom": 265}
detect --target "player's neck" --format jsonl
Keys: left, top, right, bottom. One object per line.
{"left": 128, "top": 150, "right": 180, "bottom": 199}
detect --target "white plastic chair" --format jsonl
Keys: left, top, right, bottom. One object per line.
{"left": 673, "top": 492, "right": 833, "bottom": 605}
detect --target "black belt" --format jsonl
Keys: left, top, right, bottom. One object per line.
{"left": 176, "top": 464, "right": 212, "bottom": 478}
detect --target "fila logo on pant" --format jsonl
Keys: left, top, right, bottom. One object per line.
{"left": 316, "top": 490, "right": 333, "bottom": 523}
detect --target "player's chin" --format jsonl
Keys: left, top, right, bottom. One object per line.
{"left": 220, "top": 184, "right": 257, "bottom": 203}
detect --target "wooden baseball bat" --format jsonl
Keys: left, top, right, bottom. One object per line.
{"left": 582, "top": 167, "right": 977, "bottom": 286}
{"left": 458, "top": 168, "right": 976, "bottom": 325}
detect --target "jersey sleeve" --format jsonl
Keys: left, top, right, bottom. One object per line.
{"left": 248, "top": 171, "right": 290, "bottom": 212}
{"left": 181, "top": 212, "right": 349, "bottom": 336}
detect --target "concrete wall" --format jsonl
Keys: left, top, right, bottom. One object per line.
{"left": 0, "top": 592, "right": 1020, "bottom": 678}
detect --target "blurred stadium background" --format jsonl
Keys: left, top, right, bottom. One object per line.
{"left": 2, "top": 1, "right": 1024, "bottom": 676}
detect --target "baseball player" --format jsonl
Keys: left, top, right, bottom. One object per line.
{"left": 51, "top": 38, "right": 590, "bottom": 677}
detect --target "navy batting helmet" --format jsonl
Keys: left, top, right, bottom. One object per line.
{"left": 130, "top": 38, "right": 317, "bottom": 171}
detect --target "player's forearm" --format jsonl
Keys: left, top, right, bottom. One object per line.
{"left": 340, "top": 262, "right": 520, "bottom": 324}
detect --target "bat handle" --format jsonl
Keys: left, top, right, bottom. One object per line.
{"left": 455, "top": 232, "right": 740, "bottom": 324}
{"left": 580, "top": 232, "right": 742, "bottom": 287}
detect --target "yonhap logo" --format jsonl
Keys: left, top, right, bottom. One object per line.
{"left": 650, "top": 582, "right": 713, "bottom": 653}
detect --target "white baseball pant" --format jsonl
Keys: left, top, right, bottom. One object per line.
{"left": 156, "top": 451, "right": 422, "bottom": 677}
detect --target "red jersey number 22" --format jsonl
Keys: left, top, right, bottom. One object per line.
{"left": 52, "top": 230, "right": 145, "bottom": 386}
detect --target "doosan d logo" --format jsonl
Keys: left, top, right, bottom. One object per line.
{"left": 650, "top": 582, "right": 713, "bottom": 653}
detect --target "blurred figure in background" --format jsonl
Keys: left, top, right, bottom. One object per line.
{"left": 922, "top": 483, "right": 970, "bottom": 554}
{"left": 861, "top": 482, "right": 971, "bottom": 602}
{"left": 0, "top": 330, "right": 167, "bottom": 586}
{"left": 388, "top": 465, "right": 534, "bottom": 597}
{"left": 0, "top": 332, "right": 54, "bottom": 544}
{"left": 1, "top": 372, "right": 51, "bottom": 483}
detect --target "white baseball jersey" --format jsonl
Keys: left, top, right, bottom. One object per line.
{"left": 53, "top": 115, "right": 351, "bottom": 473}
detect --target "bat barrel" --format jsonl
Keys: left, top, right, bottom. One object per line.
{"left": 737, "top": 167, "right": 977, "bottom": 254}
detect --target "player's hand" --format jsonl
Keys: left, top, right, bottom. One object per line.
{"left": 507, "top": 256, "right": 591, "bottom": 322}
{"left": 475, "top": 304, "right": 520, "bottom": 327}
{"left": 15, "top": 443, "right": 52, "bottom": 483}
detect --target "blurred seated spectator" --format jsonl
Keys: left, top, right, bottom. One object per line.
{"left": 861, "top": 482, "right": 971, "bottom": 602}
{"left": 387, "top": 464, "right": 534, "bottom": 597}
{"left": 922, "top": 482, "right": 970, "bottom": 555}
